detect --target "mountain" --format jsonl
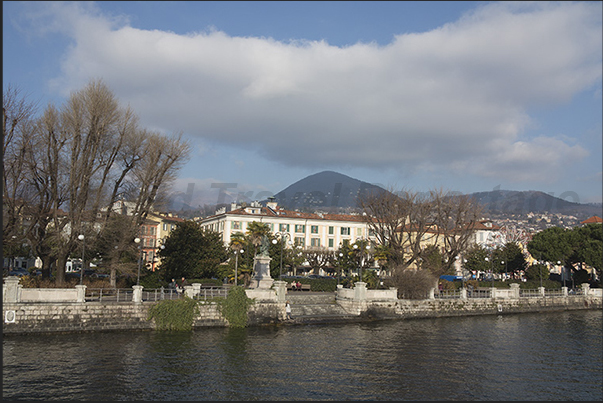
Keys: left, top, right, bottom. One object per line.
{"left": 468, "top": 190, "right": 602, "bottom": 219}
{"left": 271, "top": 171, "right": 601, "bottom": 219}
{"left": 272, "top": 170, "right": 386, "bottom": 211}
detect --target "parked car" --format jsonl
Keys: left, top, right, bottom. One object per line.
{"left": 65, "top": 269, "right": 98, "bottom": 279}
{"left": 8, "top": 268, "right": 30, "bottom": 277}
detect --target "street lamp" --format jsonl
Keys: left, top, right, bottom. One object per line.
{"left": 134, "top": 238, "right": 142, "bottom": 286}
{"left": 78, "top": 234, "right": 85, "bottom": 285}
{"left": 485, "top": 256, "right": 494, "bottom": 287}
{"left": 234, "top": 249, "right": 244, "bottom": 286}
{"left": 353, "top": 242, "right": 371, "bottom": 283}
{"left": 338, "top": 252, "right": 344, "bottom": 285}
{"left": 272, "top": 231, "right": 291, "bottom": 280}
{"left": 501, "top": 260, "right": 507, "bottom": 281}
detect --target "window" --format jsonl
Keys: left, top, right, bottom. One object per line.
{"left": 295, "top": 224, "right": 305, "bottom": 233}
{"left": 328, "top": 226, "right": 334, "bottom": 235}
{"left": 357, "top": 228, "right": 362, "bottom": 236}
{"left": 163, "top": 223, "right": 168, "bottom": 231}
{"left": 294, "top": 237, "right": 305, "bottom": 247}
{"left": 311, "top": 225, "right": 318, "bottom": 234}
{"left": 328, "top": 238, "right": 334, "bottom": 248}
{"left": 232, "top": 221, "right": 241, "bottom": 230}
{"left": 341, "top": 227, "right": 350, "bottom": 235}
{"left": 310, "top": 238, "right": 320, "bottom": 247}
{"left": 279, "top": 223, "right": 290, "bottom": 232}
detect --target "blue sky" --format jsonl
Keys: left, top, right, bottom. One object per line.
{"left": 3, "top": 1, "right": 602, "bottom": 208}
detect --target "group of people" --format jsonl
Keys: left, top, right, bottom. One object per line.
{"left": 290, "top": 280, "right": 302, "bottom": 291}
{"left": 169, "top": 277, "right": 188, "bottom": 292}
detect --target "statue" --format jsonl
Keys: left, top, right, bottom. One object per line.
{"left": 259, "top": 234, "right": 270, "bottom": 257}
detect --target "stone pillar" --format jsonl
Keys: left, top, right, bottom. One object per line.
{"left": 192, "top": 283, "right": 202, "bottom": 298}
{"left": 75, "top": 285, "right": 86, "bottom": 303}
{"left": 353, "top": 282, "right": 367, "bottom": 302}
{"left": 3, "top": 276, "right": 21, "bottom": 303}
{"left": 562, "top": 286, "right": 568, "bottom": 297}
{"left": 248, "top": 256, "right": 274, "bottom": 289}
{"left": 132, "top": 285, "right": 143, "bottom": 304}
{"left": 490, "top": 287, "right": 497, "bottom": 299}
{"left": 581, "top": 283, "right": 590, "bottom": 296}
{"left": 538, "top": 286, "right": 545, "bottom": 297}
{"left": 510, "top": 283, "right": 520, "bottom": 299}
{"left": 184, "top": 285, "right": 195, "bottom": 299}
{"left": 273, "top": 280, "right": 287, "bottom": 303}
{"left": 429, "top": 287, "right": 436, "bottom": 300}
{"left": 460, "top": 287, "right": 467, "bottom": 299}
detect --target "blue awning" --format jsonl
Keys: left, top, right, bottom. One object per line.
{"left": 440, "top": 275, "right": 463, "bottom": 282}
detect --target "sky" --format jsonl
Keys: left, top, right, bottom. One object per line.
{"left": 3, "top": 1, "right": 602, "bottom": 209}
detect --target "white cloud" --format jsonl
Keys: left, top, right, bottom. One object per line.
{"left": 31, "top": 1, "right": 603, "bottom": 186}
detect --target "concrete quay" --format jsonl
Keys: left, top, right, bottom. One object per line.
{"left": 3, "top": 277, "right": 602, "bottom": 334}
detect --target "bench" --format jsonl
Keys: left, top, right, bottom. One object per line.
{"left": 286, "top": 283, "right": 310, "bottom": 291}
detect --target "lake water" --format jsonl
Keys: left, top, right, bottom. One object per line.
{"left": 3, "top": 310, "right": 602, "bottom": 401}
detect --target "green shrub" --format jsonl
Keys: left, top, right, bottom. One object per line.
{"left": 147, "top": 297, "right": 200, "bottom": 331}
{"left": 216, "top": 285, "right": 254, "bottom": 328}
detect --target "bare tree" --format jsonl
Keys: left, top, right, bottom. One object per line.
{"left": 3, "top": 79, "right": 191, "bottom": 284}
{"left": 303, "top": 246, "right": 332, "bottom": 275}
{"left": 359, "top": 187, "right": 436, "bottom": 271}
{"left": 360, "top": 187, "right": 482, "bottom": 278}
{"left": 2, "top": 85, "right": 39, "bottom": 242}
{"left": 429, "top": 188, "right": 483, "bottom": 273}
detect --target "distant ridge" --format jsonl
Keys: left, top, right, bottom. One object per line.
{"left": 273, "top": 170, "right": 386, "bottom": 211}
{"left": 271, "top": 171, "right": 601, "bottom": 219}
{"left": 469, "top": 189, "right": 602, "bottom": 219}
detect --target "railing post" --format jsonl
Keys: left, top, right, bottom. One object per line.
{"left": 353, "top": 282, "right": 367, "bottom": 302}
{"left": 460, "top": 287, "right": 467, "bottom": 299}
{"left": 132, "top": 285, "right": 143, "bottom": 304}
{"left": 273, "top": 280, "right": 287, "bottom": 303}
{"left": 538, "top": 286, "right": 545, "bottom": 297}
{"left": 192, "top": 283, "right": 201, "bottom": 298}
{"left": 429, "top": 287, "right": 436, "bottom": 300}
{"left": 510, "top": 283, "right": 520, "bottom": 299}
{"left": 581, "top": 283, "right": 590, "bottom": 296}
{"left": 3, "top": 276, "right": 22, "bottom": 303}
{"left": 76, "top": 285, "right": 87, "bottom": 303}
{"left": 184, "top": 285, "right": 194, "bottom": 298}
{"left": 561, "top": 286, "right": 568, "bottom": 297}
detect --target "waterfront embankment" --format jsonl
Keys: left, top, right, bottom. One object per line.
{"left": 3, "top": 276, "right": 601, "bottom": 335}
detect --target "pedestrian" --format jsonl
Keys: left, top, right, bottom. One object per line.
{"left": 285, "top": 301, "right": 292, "bottom": 320}
{"left": 169, "top": 278, "right": 177, "bottom": 290}
{"left": 180, "top": 277, "right": 188, "bottom": 288}
{"left": 296, "top": 280, "right": 301, "bottom": 290}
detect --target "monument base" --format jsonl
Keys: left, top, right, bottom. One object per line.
{"left": 248, "top": 256, "right": 274, "bottom": 289}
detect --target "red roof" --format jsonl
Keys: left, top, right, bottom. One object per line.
{"left": 581, "top": 215, "right": 602, "bottom": 224}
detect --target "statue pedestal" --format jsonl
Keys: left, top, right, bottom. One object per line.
{"left": 248, "top": 256, "right": 274, "bottom": 289}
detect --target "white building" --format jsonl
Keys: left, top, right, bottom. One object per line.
{"left": 198, "top": 199, "right": 373, "bottom": 250}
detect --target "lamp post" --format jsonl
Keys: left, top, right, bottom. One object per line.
{"left": 485, "top": 256, "right": 494, "bottom": 288}
{"left": 338, "top": 252, "right": 344, "bottom": 285}
{"left": 539, "top": 259, "right": 543, "bottom": 288}
{"left": 134, "top": 237, "right": 142, "bottom": 286}
{"left": 501, "top": 260, "right": 507, "bottom": 281}
{"left": 234, "top": 249, "right": 244, "bottom": 286}
{"left": 78, "top": 234, "right": 85, "bottom": 285}
{"left": 272, "top": 231, "right": 291, "bottom": 280}
{"left": 353, "top": 241, "right": 371, "bottom": 283}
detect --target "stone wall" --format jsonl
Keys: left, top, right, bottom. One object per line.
{"left": 360, "top": 295, "right": 602, "bottom": 320}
